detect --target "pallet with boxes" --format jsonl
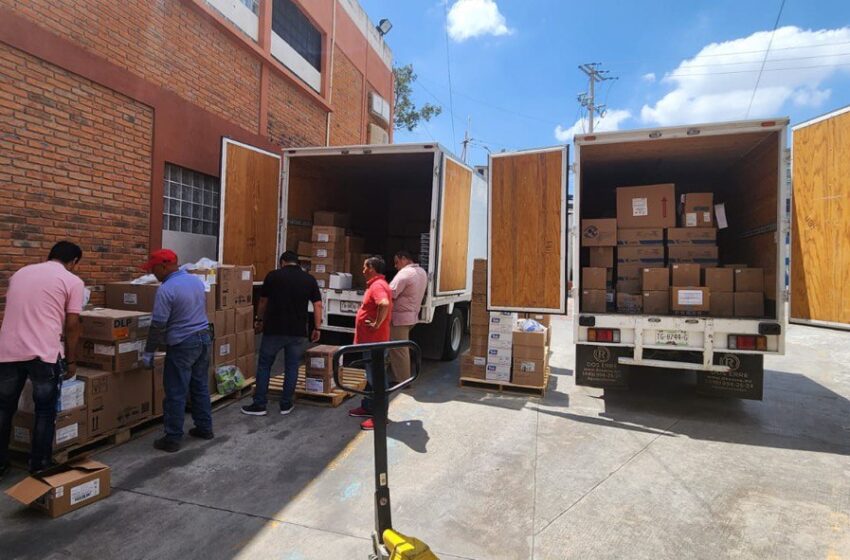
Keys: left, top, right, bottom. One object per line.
{"left": 310, "top": 211, "right": 368, "bottom": 290}
{"left": 580, "top": 184, "right": 766, "bottom": 318}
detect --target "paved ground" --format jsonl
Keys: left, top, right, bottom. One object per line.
{"left": 1, "top": 316, "right": 849, "bottom": 559}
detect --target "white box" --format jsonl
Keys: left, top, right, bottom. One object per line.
{"left": 485, "top": 363, "right": 511, "bottom": 381}
{"left": 487, "top": 332, "right": 513, "bottom": 351}
{"left": 18, "top": 378, "right": 86, "bottom": 414}
{"left": 488, "top": 313, "right": 516, "bottom": 332}
{"left": 486, "top": 355, "right": 512, "bottom": 367}
{"left": 329, "top": 273, "right": 352, "bottom": 290}
{"left": 486, "top": 346, "right": 512, "bottom": 360}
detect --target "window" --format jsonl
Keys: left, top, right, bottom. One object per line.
{"left": 272, "top": 0, "right": 322, "bottom": 71}
{"left": 239, "top": 0, "right": 259, "bottom": 15}
{"left": 163, "top": 164, "right": 220, "bottom": 237}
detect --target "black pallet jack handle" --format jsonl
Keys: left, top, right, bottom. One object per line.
{"left": 333, "top": 341, "right": 422, "bottom": 548}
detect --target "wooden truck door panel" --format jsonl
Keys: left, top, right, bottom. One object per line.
{"left": 435, "top": 153, "right": 473, "bottom": 295}
{"left": 488, "top": 146, "right": 568, "bottom": 313}
{"left": 219, "top": 138, "right": 282, "bottom": 280}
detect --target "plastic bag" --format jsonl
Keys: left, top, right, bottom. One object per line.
{"left": 214, "top": 364, "right": 246, "bottom": 395}
{"left": 519, "top": 319, "right": 545, "bottom": 332}
{"left": 130, "top": 273, "right": 159, "bottom": 285}
{"left": 181, "top": 257, "right": 219, "bottom": 271}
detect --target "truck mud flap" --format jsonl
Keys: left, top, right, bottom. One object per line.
{"left": 575, "top": 344, "right": 631, "bottom": 389}
{"left": 697, "top": 353, "right": 764, "bottom": 400}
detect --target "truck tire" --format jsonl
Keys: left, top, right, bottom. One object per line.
{"left": 441, "top": 308, "right": 464, "bottom": 361}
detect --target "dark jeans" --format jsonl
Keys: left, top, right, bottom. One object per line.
{"left": 0, "top": 359, "right": 60, "bottom": 470}
{"left": 163, "top": 330, "right": 212, "bottom": 441}
{"left": 361, "top": 350, "right": 389, "bottom": 414}
{"left": 253, "top": 335, "right": 308, "bottom": 410}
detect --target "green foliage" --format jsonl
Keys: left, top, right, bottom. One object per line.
{"left": 393, "top": 64, "right": 442, "bottom": 132}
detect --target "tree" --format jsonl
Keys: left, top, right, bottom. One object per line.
{"left": 393, "top": 64, "right": 442, "bottom": 132}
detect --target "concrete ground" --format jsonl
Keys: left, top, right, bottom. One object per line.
{"left": 1, "top": 316, "right": 849, "bottom": 559}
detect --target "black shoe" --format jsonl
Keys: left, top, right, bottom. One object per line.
{"left": 29, "top": 461, "right": 57, "bottom": 475}
{"left": 241, "top": 403, "right": 268, "bottom": 416}
{"left": 153, "top": 437, "right": 180, "bottom": 453}
{"left": 188, "top": 427, "right": 214, "bottom": 440}
{"left": 280, "top": 404, "right": 294, "bottom": 415}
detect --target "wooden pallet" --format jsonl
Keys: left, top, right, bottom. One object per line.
{"left": 268, "top": 366, "right": 367, "bottom": 408}
{"left": 210, "top": 378, "right": 256, "bottom": 408}
{"left": 459, "top": 368, "right": 550, "bottom": 398}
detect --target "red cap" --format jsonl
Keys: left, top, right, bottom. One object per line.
{"left": 142, "top": 249, "right": 178, "bottom": 271}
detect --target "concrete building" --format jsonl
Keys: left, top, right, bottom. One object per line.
{"left": 0, "top": 0, "right": 393, "bottom": 307}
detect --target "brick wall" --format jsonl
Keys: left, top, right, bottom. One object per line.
{"left": 266, "top": 72, "right": 328, "bottom": 148}
{"left": 330, "top": 47, "right": 364, "bottom": 146}
{"left": 0, "top": 44, "right": 153, "bottom": 309}
{"left": 2, "top": 0, "right": 261, "bottom": 133}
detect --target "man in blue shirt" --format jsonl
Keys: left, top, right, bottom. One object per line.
{"left": 141, "top": 249, "right": 213, "bottom": 453}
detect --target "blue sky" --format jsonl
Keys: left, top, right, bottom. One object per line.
{"left": 359, "top": 0, "right": 850, "bottom": 167}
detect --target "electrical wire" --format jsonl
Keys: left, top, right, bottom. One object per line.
{"left": 746, "top": 0, "right": 787, "bottom": 118}
{"left": 442, "top": 1, "right": 458, "bottom": 152}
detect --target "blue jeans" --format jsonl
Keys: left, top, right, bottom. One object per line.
{"left": 163, "top": 330, "right": 212, "bottom": 441}
{"left": 360, "top": 351, "right": 389, "bottom": 414}
{"left": 0, "top": 359, "right": 60, "bottom": 470}
{"left": 254, "top": 335, "right": 308, "bottom": 410}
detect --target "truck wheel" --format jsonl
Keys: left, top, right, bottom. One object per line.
{"left": 441, "top": 308, "right": 463, "bottom": 361}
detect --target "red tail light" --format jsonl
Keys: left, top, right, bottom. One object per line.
{"left": 588, "top": 328, "right": 620, "bottom": 343}
{"left": 728, "top": 335, "right": 767, "bottom": 351}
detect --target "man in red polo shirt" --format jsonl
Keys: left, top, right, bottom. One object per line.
{"left": 349, "top": 256, "right": 392, "bottom": 431}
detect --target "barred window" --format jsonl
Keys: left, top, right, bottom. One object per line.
{"left": 272, "top": 0, "right": 322, "bottom": 71}
{"left": 163, "top": 164, "right": 220, "bottom": 237}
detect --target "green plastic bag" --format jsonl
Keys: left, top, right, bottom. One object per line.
{"left": 214, "top": 364, "right": 246, "bottom": 395}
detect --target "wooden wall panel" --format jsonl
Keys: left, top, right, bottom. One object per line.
{"left": 489, "top": 149, "right": 565, "bottom": 312}
{"left": 830, "top": 112, "right": 850, "bottom": 324}
{"left": 438, "top": 157, "right": 472, "bottom": 293}
{"left": 222, "top": 141, "right": 281, "bottom": 279}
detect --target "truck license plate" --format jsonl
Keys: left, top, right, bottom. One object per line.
{"left": 340, "top": 301, "right": 359, "bottom": 313}
{"left": 657, "top": 330, "right": 689, "bottom": 346}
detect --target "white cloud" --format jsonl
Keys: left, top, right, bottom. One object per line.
{"left": 446, "top": 0, "right": 512, "bottom": 42}
{"left": 554, "top": 109, "right": 632, "bottom": 142}
{"left": 642, "top": 72, "right": 656, "bottom": 83}
{"left": 641, "top": 26, "right": 850, "bottom": 125}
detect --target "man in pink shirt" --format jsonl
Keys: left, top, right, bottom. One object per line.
{"left": 388, "top": 251, "right": 428, "bottom": 382}
{"left": 0, "top": 241, "right": 84, "bottom": 476}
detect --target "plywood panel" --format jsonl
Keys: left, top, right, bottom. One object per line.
{"left": 222, "top": 140, "right": 281, "bottom": 279}
{"left": 437, "top": 157, "right": 472, "bottom": 293}
{"left": 489, "top": 148, "right": 566, "bottom": 312}
{"left": 828, "top": 111, "right": 850, "bottom": 324}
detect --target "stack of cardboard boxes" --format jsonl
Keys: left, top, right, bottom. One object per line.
{"left": 486, "top": 312, "right": 516, "bottom": 382}
{"left": 304, "top": 345, "right": 338, "bottom": 393}
{"left": 310, "top": 211, "right": 366, "bottom": 289}
{"left": 460, "top": 259, "right": 488, "bottom": 379}
{"left": 580, "top": 218, "right": 616, "bottom": 313}
{"left": 204, "top": 265, "right": 255, "bottom": 393}
{"left": 512, "top": 321, "right": 549, "bottom": 387}
{"left": 12, "top": 377, "right": 87, "bottom": 453}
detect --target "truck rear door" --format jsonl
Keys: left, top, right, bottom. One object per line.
{"left": 488, "top": 146, "right": 568, "bottom": 313}
{"left": 434, "top": 153, "right": 474, "bottom": 295}
{"left": 219, "top": 138, "right": 282, "bottom": 279}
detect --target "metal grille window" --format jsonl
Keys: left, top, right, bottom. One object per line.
{"left": 272, "top": 0, "right": 322, "bottom": 71}
{"left": 163, "top": 164, "right": 220, "bottom": 237}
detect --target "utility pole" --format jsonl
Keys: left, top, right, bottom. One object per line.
{"left": 461, "top": 116, "right": 471, "bottom": 163}
{"left": 578, "top": 63, "right": 616, "bottom": 133}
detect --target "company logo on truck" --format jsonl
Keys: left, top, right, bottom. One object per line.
{"left": 719, "top": 354, "right": 741, "bottom": 371}
{"left": 593, "top": 347, "right": 611, "bottom": 363}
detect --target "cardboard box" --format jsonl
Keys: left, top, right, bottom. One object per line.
{"left": 487, "top": 354, "right": 512, "bottom": 368}
{"left": 680, "top": 193, "right": 714, "bottom": 228}
{"left": 710, "top": 292, "right": 734, "bottom": 318}
{"left": 484, "top": 363, "right": 511, "bottom": 382}
{"left": 313, "top": 272, "right": 330, "bottom": 288}
{"left": 581, "top": 290, "right": 607, "bottom": 313}
{"left": 471, "top": 303, "right": 488, "bottom": 327}
{"left": 616, "top": 264, "right": 642, "bottom": 294}
{"left": 512, "top": 343, "right": 547, "bottom": 362}
{"left": 329, "top": 273, "right": 353, "bottom": 290}
{"left": 616, "top": 184, "right": 676, "bottom": 229}
{"left": 735, "top": 268, "right": 764, "bottom": 292}
{"left": 214, "top": 308, "right": 235, "bottom": 338}
{"left": 78, "top": 339, "right": 145, "bottom": 373}
{"left": 667, "top": 228, "right": 717, "bottom": 244}
{"left": 313, "top": 243, "right": 345, "bottom": 260}
{"left": 80, "top": 309, "right": 151, "bottom": 341}
{"left": 306, "top": 345, "right": 338, "bottom": 376}
{"left": 734, "top": 292, "right": 765, "bottom": 317}
{"left": 152, "top": 354, "right": 165, "bottom": 416}
{"left": 305, "top": 371, "right": 335, "bottom": 394}
{"left": 6, "top": 459, "right": 111, "bottom": 518}
{"left": 589, "top": 246, "right": 614, "bottom": 268}
{"left": 236, "top": 330, "right": 255, "bottom": 358}
{"left": 705, "top": 268, "right": 734, "bottom": 293}
{"left": 488, "top": 312, "right": 517, "bottom": 332}
{"left": 672, "top": 287, "right": 710, "bottom": 312}
{"left": 486, "top": 345, "right": 513, "bottom": 360}
{"left": 512, "top": 328, "right": 547, "bottom": 348}
{"left": 312, "top": 226, "right": 346, "bottom": 243}
{"left": 204, "top": 288, "right": 216, "bottom": 320}
{"left": 460, "top": 353, "right": 486, "bottom": 379}
{"left": 581, "top": 219, "right": 617, "bottom": 247}
{"left": 237, "top": 353, "right": 256, "bottom": 381}
{"left": 642, "top": 268, "right": 669, "bottom": 291}
{"left": 512, "top": 358, "right": 546, "bottom": 387}
{"left": 518, "top": 313, "right": 552, "bottom": 329}
{"left": 616, "top": 293, "right": 643, "bottom": 314}
{"left": 487, "top": 331, "right": 513, "bottom": 350}
{"left": 642, "top": 291, "right": 670, "bottom": 315}
{"left": 18, "top": 378, "right": 85, "bottom": 414}
{"left": 214, "top": 334, "right": 236, "bottom": 366}
{"left": 667, "top": 245, "right": 719, "bottom": 264}
{"left": 11, "top": 406, "right": 88, "bottom": 451}
{"left": 616, "top": 279, "right": 641, "bottom": 294}
{"left": 105, "top": 282, "right": 159, "bottom": 312}
{"left": 582, "top": 268, "right": 608, "bottom": 290}
{"left": 313, "top": 211, "right": 349, "bottom": 228}
{"left": 76, "top": 369, "right": 113, "bottom": 437}
{"left": 617, "top": 228, "right": 664, "bottom": 246}
{"left": 218, "top": 265, "right": 253, "bottom": 308}
{"left": 671, "top": 264, "right": 701, "bottom": 287}
{"left": 297, "top": 240, "right": 313, "bottom": 257}
{"left": 77, "top": 368, "right": 152, "bottom": 435}
{"left": 469, "top": 339, "right": 488, "bottom": 358}
{"left": 312, "top": 258, "right": 346, "bottom": 275}
{"left": 617, "top": 246, "right": 665, "bottom": 265}
{"left": 235, "top": 306, "right": 253, "bottom": 333}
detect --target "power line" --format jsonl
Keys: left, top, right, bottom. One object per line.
{"left": 666, "top": 60, "right": 850, "bottom": 78}
{"left": 442, "top": 1, "right": 457, "bottom": 152}
{"left": 578, "top": 63, "right": 617, "bottom": 133}
{"left": 747, "top": 0, "right": 787, "bottom": 118}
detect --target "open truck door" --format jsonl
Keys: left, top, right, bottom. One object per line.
{"left": 435, "top": 153, "right": 474, "bottom": 296}
{"left": 219, "top": 138, "right": 282, "bottom": 279}
{"left": 487, "top": 146, "right": 568, "bottom": 313}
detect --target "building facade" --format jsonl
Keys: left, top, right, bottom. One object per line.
{"left": 0, "top": 0, "right": 393, "bottom": 307}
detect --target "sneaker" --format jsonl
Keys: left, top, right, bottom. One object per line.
{"left": 280, "top": 404, "right": 294, "bottom": 416}
{"left": 241, "top": 403, "right": 268, "bottom": 416}
{"left": 188, "top": 427, "right": 214, "bottom": 440}
{"left": 153, "top": 437, "right": 180, "bottom": 453}
{"left": 348, "top": 406, "right": 373, "bottom": 418}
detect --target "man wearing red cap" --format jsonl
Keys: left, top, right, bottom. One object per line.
{"left": 141, "top": 249, "right": 214, "bottom": 453}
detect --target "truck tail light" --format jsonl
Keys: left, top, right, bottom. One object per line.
{"left": 728, "top": 335, "right": 767, "bottom": 351}
{"left": 588, "top": 328, "right": 620, "bottom": 343}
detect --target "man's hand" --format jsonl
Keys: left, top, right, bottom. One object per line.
{"left": 141, "top": 352, "right": 155, "bottom": 369}
{"left": 311, "top": 328, "right": 321, "bottom": 343}
{"left": 365, "top": 319, "right": 381, "bottom": 331}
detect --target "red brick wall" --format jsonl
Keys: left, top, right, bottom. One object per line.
{"left": 330, "top": 47, "right": 364, "bottom": 146}
{"left": 266, "top": 72, "right": 328, "bottom": 148}
{"left": 0, "top": 44, "right": 153, "bottom": 309}
{"left": 1, "top": 0, "right": 261, "bottom": 132}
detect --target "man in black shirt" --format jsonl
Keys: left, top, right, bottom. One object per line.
{"left": 241, "top": 251, "right": 322, "bottom": 416}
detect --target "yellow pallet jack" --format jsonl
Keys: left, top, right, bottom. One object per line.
{"left": 333, "top": 341, "right": 439, "bottom": 560}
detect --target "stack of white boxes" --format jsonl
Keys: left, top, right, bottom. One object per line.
{"left": 485, "top": 312, "right": 517, "bottom": 382}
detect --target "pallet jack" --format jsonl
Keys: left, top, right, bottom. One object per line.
{"left": 333, "top": 341, "right": 440, "bottom": 560}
